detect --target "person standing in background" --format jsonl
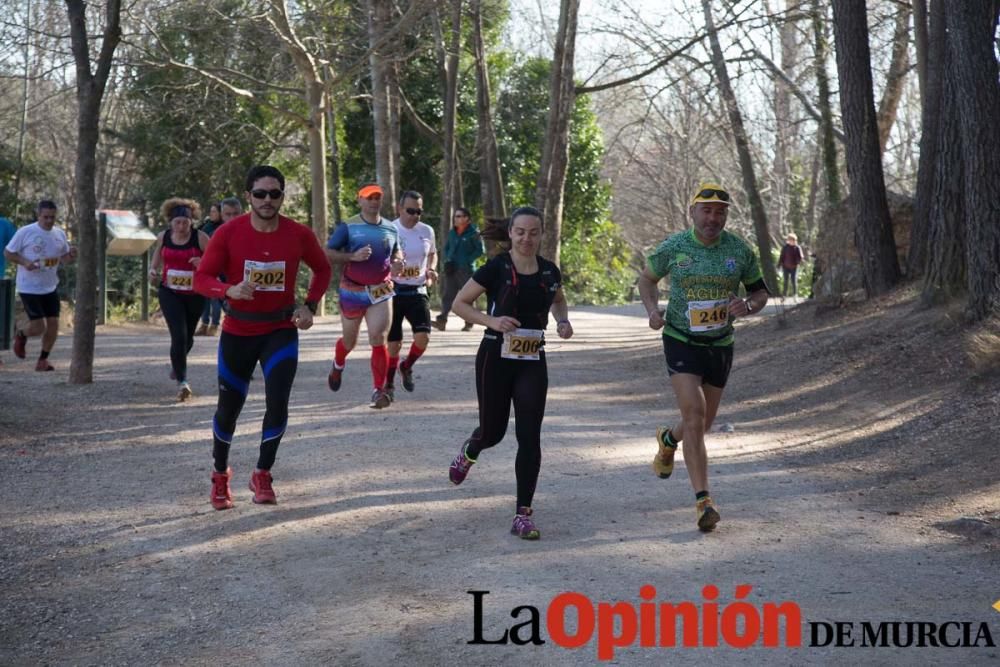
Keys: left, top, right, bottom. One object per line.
{"left": 433, "top": 208, "right": 483, "bottom": 332}
{"left": 0, "top": 215, "right": 17, "bottom": 367}
{"left": 195, "top": 198, "right": 243, "bottom": 335}
{"left": 777, "top": 233, "right": 804, "bottom": 297}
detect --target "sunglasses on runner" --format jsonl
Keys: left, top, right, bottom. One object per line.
{"left": 250, "top": 189, "right": 284, "bottom": 200}
{"left": 695, "top": 188, "right": 730, "bottom": 202}
{"left": 405, "top": 207, "right": 423, "bottom": 215}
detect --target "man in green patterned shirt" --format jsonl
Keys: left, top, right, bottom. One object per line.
{"left": 637, "top": 183, "right": 770, "bottom": 532}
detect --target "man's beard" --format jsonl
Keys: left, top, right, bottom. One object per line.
{"left": 253, "top": 205, "right": 279, "bottom": 220}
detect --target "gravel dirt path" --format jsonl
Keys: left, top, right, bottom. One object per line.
{"left": 1, "top": 300, "right": 998, "bottom": 665}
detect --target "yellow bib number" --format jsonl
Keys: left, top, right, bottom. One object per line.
{"left": 501, "top": 328, "right": 544, "bottom": 360}
{"left": 43, "top": 257, "right": 60, "bottom": 268}
{"left": 166, "top": 269, "right": 194, "bottom": 291}
{"left": 687, "top": 299, "right": 729, "bottom": 332}
{"left": 243, "top": 260, "right": 287, "bottom": 292}
{"left": 366, "top": 280, "right": 395, "bottom": 304}
{"left": 400, "top": 265, "right": 422, "bottom": 279}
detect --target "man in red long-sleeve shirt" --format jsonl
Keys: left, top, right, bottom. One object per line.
{"left": 194, "top": 165, "right": 332, "bottom": 510}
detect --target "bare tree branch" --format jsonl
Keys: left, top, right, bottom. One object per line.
{"left": 749, "top": 46, "right": 846, "bottom": 143}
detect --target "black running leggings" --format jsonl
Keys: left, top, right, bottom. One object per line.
{"left": 464, "top": 338, "right": 548, "bottom": 509}
{"left": 212, "top": 328, "right": 298, "bottom": 472}
{"left": 158, "top": 285, "right": 205, "bottom": 383}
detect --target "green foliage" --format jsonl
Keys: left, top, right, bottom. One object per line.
{"left": 343, "top": 48, "right": 632, "bottom": 303}
{"left": 0, "top": 145, "right": 59, "bottom": 224}
{"left": 119, "top": 0, "right": 301, "bottom": 213}
{"left": 496, "top": 57, "right": 631, "bottom": 304}
{"left": 560, "top": 219, "right": 634, "bottom": 304}
{"left": 786, "top": 157, "right": 811, "bottom": 243}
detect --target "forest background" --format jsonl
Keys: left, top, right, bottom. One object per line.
{"left": 0, "top": 0, "right": 998, "bottom": 384}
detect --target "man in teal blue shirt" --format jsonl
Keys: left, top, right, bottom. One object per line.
{"left": 0, "top": 215, "right": 15, "bottom": 364}
{"left": 433, "top": 207, "right": 484, "bottom": 331}
{"left": 0, "top": 217, "right": 15, "bottom": 276}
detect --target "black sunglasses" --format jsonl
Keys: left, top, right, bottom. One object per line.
{"left": 405, "top": 207, "right": 423, "bottom": 216}
{"left": 250, "top": 189, "right": 284, "bottom": 200}
{"left": 696, "top": 188, "right": 730, "bottom": 202}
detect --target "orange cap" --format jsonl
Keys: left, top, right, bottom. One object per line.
{"left": 357, "top": 184, "right": 384, "bottom": 199}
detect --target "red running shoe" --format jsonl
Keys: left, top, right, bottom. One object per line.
{"left": 210, "top": 468, "right": 234, "bottom": 510}
{"left": 13, "top": 331, "right": 27, "bottom": 359}
{"left": 35, "top": 359, "right": 54, "bottom": 372}
{"left": 249, "top": 469, "right": 277, "bottom": 504}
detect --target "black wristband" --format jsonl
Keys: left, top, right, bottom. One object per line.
{"left": 304, "top": 301, "right": 318, "bottom": 314}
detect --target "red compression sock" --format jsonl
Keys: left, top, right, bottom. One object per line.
{"left": 402, "top": 343, "right": 425, "bottom": 368}
{"left": 371, "top": 345, "right": 389, "bottom": 389}
{"left": 334, "top": 339, "right": 349, "bottom": 367}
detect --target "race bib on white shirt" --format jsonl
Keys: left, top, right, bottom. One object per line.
{"left": 392, "top": 219, "right": 435, "bottom": 288}
{"left": 243, "top": 260, "right": 287, "bottom": 292}
{"left": 686, "top": 298, "right": 729, "bottom": 332}
{"left": 6, "top": 223, "right": 69, "bottom": 295}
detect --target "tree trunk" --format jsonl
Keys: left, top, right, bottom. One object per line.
{"left": 534, "top": 0, "right": 579, "bottom": 264}
{"left": 325, "top": 90, "right": 343, "bottom": 225}
{"left": 812, "top": 0, "right": 841, "bottom": 207}
{"left": 770, "top": 0, "right": 799, "bottom": 239}
{"left": 368, "top": 0, "right": 396, "bottom": 215}
{"left": 271, "top": 0, "right": 329, "bottom": 242}
{"left": 922, "top": 45, "right": 965, "bottom": 305}
{"left": 388, "top": 59, "right": 402, "bottom": 205}
{"left": 805, "top": 148, "right": 820, "bottom": 243}
{"left": 912, "top": 0, "right": 929, "bottom": 100}
{"left": 439, "top": 0, "right": 463, "bottom": 244}
{"left": 876, "top": 3, "right": 911, "bottom": 153}
{"left": 472, "top": 0, "right": 506, "bottom": 221}
{"left": 702, "top": 0, "right": 778, "bottom": 290}
{"left": 908, "top": 0, "right": 944, "bottom": 279}
{"left": 66, "top": 0, "right": 121, "bottom": 385}
{"left": 946, "top": 1, "right": 1000, "bottom": 320}
{"left": 831, "top": 0, "right": 900, "bottom": 297}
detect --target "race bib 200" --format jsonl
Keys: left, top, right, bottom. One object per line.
{"left": 501, "top": 328, "right": 544, "bottom": 360}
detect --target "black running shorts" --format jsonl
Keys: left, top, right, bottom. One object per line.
{"left": 388, "top": 292, "right": 431, "bottom": 341}
{"left": 20, "top": 291, "right": 60, "bottom": 320}
{"left": 662, "top": 335, "right": 734, "bottom": 388}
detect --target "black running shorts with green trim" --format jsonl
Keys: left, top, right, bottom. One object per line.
{"left": 663, "top": 336, "right": 734, "bottom": 388}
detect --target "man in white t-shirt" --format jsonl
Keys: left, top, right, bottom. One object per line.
{"left": 385, "top": 191, "right": 437, "bottom": 399}
{"left": 3, "top": 200, "right": 77, "bottom": 371}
